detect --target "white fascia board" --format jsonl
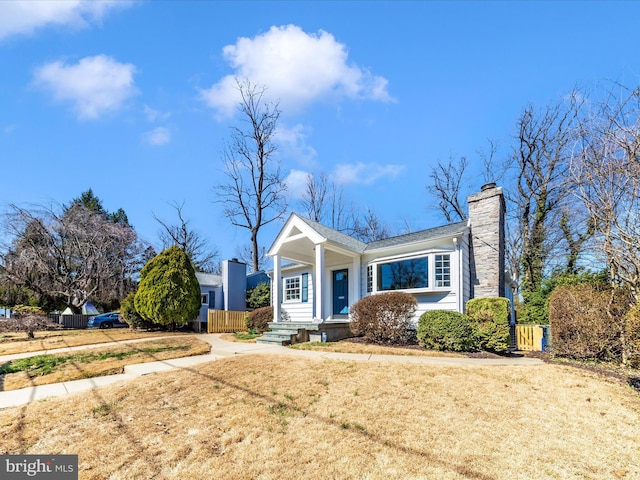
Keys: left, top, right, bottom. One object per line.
{"left": 364, "top": 229, "right": 470, "bottom": 255}
{"left": 267, "top": 214, "right": 326, "bottom": 256}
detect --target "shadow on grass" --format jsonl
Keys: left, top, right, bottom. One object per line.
{"left": 167, "top": 358, "right": 495, "bottom": 480}
{"left": 4, "top": 334, "right": 189, "bottom": 476}
{"left": 4, "top": 335, "right": 496, "bottom": 479}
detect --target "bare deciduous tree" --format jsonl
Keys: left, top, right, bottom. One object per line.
{"left": 300, "top": 172, "right": 328, "bottom": 223}
{"left": 154, "top": 201, "right": 220, "bottom": 274}
{"left": 509, "top": 92, "right": 584, "bottom": 294}
{"left": 348, "top": 207, "right": 391, "bottom": 243}
{"left": 1, "top": 203, "right": 143, "bottom": 312}
{"left": 216, "top": 80, "right": 288, "bottom": 273}
{"left": 571, "top": 84, "right": 640, "bottom": 297}
{"left": 427, "top": 155, "right": 469, "bottom": 222}
{"left": 235, "top": 243, "right": 268, "bottom": 272}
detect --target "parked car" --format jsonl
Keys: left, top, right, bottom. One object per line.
{"left": 87, "top": 312, "right": 128, "bottom": 329}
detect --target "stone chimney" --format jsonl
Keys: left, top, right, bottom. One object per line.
{"left": 467, "top": 183, "right": 505, "bottom": 299}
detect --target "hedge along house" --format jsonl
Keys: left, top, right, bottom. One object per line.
{"left": 259, "top": 183, "right": 507, "bottom": 345}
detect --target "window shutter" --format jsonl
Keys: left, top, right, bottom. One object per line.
{"left": 301, "top": 273, "right": 309, "bottom": 302}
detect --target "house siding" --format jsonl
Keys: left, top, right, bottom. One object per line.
{"left": 198, "top": 285, "right": 223, "bottom": 323}
{"left": 360, "top": 237, "right": 464, "bottom": 321}
{"left": 280, "top": 267, "right": 314, "bottom": 322}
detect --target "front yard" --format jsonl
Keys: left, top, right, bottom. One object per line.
{"left": 0, "top": 353, "right": 638, "bottom": 479}
{"left": 0, "top": 328, "right": 190, "bottom": 355}
{"left": 0, "top": 336, "right": 211, "bottom": 390}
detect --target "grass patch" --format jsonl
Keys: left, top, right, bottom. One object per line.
{"left": 0, "top": 337, "right": 210, "bottom": 390}
{"left": 0, "top": 329, "right": 187, "bottom": 356}
{"left": 0, "top": 354, "right": 638, "bottom": 479}
{"left": 219, "top": 332, "right": 260, "bottom": 343}
{"left": 0, "top": 345, "right": 192, "bottom": 376}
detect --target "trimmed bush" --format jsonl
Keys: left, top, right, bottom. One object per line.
{"left": 246, "top": 306, "right": 272, "bottom": 333}
{"left": 549, "top": 284, "right": 633, "bottom": 361}
{"left": 134, "top": 246, "right": 201, "bottom": 328}
{"left": 467, "top": 297, "right": 511, "bottom": 353}
{"left": 350, "top": 292, "right": 417, "bottom": 345}
{"left": 417, "top": 310, "right": 476, "bottom": 352}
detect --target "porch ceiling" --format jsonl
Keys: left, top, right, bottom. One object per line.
{"left": 278, "top": 236, "right": 359, "bottom": 266}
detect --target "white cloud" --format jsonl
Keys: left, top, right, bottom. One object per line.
{"left": 200, "top": 24, "right": 393, "bottom": 117}
{"left": 0, "top": 0, "right": 132, "bottom": 41}
{"left": 33, "top": 55, "right": 138, "bottom": 119}
{"left": 275, "top": 124, "right": 317, "bottom": 167}
{"left": 331, "top": 163, "right": 406, "bottom": 185}
{"left": 142, "top": 127, "right": 171, "bottom": 146}
{"left": 285, "top": 169, "right": 311, "bottom": 199}
{"left": 143, "top": 105, "right": 171, "bottom": 122}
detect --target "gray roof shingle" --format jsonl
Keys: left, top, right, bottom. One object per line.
{"left": 292, "top": 214, "right": 467, "bottom": 253}
{"left": 365, "top": 221, "right": 468, "bottom": 251}
{"left": 296, "top": 215, "right": 368, "bottom": 253}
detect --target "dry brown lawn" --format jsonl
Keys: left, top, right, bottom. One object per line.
{"left": 0, "top": 354, "right": 639, "bottom": 479}
{"left": 0, "top": 337, "right": 211, "bottom": 390}
{"left": 0, "top": 329, "right": 188, "bottom": 355}
{"left": 290, "top": 340, "right": 466, "bottom": 357}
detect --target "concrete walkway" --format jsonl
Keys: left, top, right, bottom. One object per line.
{"left": 0, "top": 334, "right": 544, "bottom": 410}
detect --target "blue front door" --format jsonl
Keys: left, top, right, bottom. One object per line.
{"left": 332, "top": 269, "right": 349, "bottom": 315}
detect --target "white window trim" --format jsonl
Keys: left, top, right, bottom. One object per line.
{"left": 434, "top": 254, "right": 452, "bottom": 289}
{"left": 284, "top": 275, "right": 302, "bottom": 303}
{"left": 368, "top": 251, "right": 453, "bottom": 294}
{"left": 201, "top": 293, "right": 209, "bottom": 305}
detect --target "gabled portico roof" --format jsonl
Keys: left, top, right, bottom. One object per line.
{"left": 268, "top": 213, "right": 366, "bottom": 264}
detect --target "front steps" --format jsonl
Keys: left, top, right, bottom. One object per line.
{"left": 256, "top": 322, "right": 318, "bottom": 346}
{"left": 256, "top": 321, "right": 353, "bottom": 346}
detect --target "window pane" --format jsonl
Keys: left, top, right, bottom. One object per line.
{"left": 435, "top": 254, "right": 451, "bottom": 287}
{"left": 285, "top": 277, "right": 301, "bottom": 301}
{"left": 367, "top": 265, "right": 373, "bottom": 293}
{"left": 377, "top": 257, "right": 429, "bottom": 290}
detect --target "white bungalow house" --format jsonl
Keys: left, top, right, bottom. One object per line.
{"left": 258, "top": 183, "right": 509, "bottom": 345}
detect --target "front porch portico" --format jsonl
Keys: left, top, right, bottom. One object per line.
{"left": 267, "top": 214, "right": 367, "bottom": 324}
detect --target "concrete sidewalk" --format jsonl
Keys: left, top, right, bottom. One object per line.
{"left": 0, "top": 334, "right": 544, "bottom": 410}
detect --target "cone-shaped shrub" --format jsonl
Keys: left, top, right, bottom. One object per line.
{"left": 134, "top": 246, "right": 200, "bottom": 327}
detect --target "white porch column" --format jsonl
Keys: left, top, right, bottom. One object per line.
{"left": 273, "top": 254, "right": 281, "bottom": 323}
{"left": 454, "top": 237, "right": 463, "bottom": 314}
{"left": 315, "top": 244, "right": 325, "bottom": 321}
{"left": 352, "top": 256, "right": 361, "bottom": 313}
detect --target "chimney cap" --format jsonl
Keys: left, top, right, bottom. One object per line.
{"left": 481, "top": 182, "right": 497, "bottom": 191}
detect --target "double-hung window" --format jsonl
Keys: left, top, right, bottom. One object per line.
{"left": 283, "top": 274, "right": 309, "bottom": 302}
{"left": 285, "top": 277, "right": 301, "bottom": 301}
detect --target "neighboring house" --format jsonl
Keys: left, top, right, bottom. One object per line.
{"left": 247, "top": 270, "right": 270, "bottom": 290}
{"left": 192, "top": 259, "right": 248, "bottom": 332}
{"left": 262, "top": 183, "right": 509, "bottom": 343}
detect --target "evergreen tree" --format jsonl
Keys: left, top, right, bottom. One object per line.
{"left": 134, "top": 246, "right": 200, "bottom": 327}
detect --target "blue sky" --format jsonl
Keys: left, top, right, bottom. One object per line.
{"left": 1, "top": 1, "right": 640, "bottom": 268}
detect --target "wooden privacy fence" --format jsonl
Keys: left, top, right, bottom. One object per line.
{"left": 48, "top": 314, "right": 91, "bottom": 329}
{"left": 207, "top": 310, "right": 248, "bottom": 333}
{"left": 516, "top": 324, "right": 549, "bottom": 352}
